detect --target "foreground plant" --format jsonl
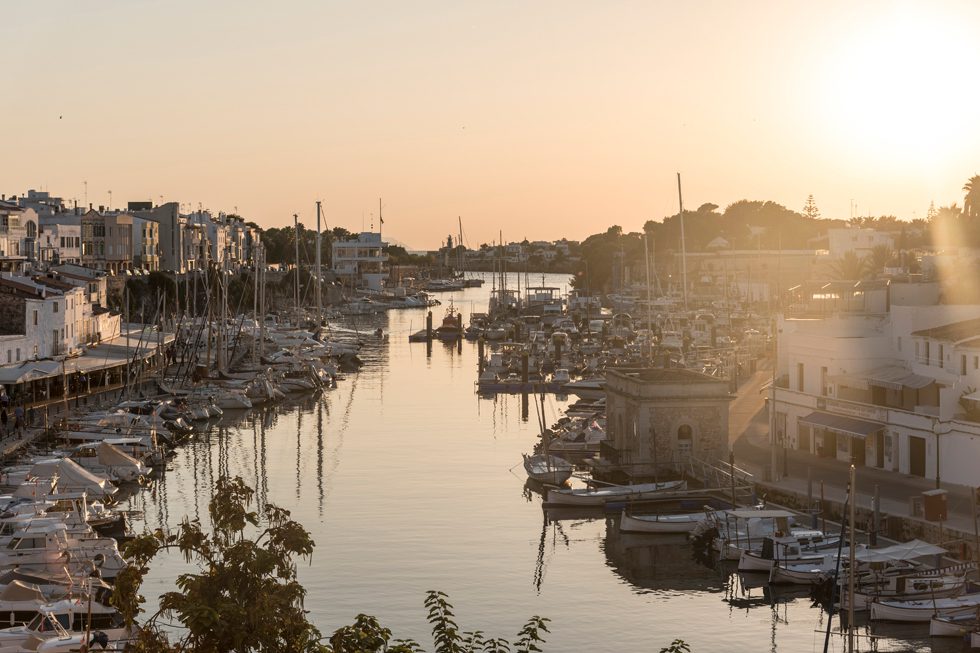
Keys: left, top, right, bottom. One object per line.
{"left": 114, "top": 476, "right": 550, "bottom": 652}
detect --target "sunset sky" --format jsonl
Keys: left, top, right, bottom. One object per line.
{"left": 3, "top": 1, "right": 979, "bottom": 249}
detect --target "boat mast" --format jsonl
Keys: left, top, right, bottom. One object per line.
{"left": 677, "top": 172, "right": 688, "bottom": 311}
{"left": 316, "top": 201, "right": 323, "bottom": 326}
{"left": 293, "top": 213, "right": 300, "bottom": 319}
{"left": 644, "top": 232, "right": 653, "bottom": 362}
{"left": 252, "top": 239, "right": 259, "bottom": 363}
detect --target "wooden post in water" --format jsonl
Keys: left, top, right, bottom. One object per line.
{"left": 729, "top": 449, "right": 737, "bottom": 509}
{"left": 478, "top": 337, "right": 485, "bottom": 373}
{"left": 847, "top": 464, "right": 856, "bottom": 653}
{"left": 872, "top": 484, "right": 880, "bottom": 546}
{"left": 426, "top": 311, "right": 433, "bottom": 341}
{"left": 820, "top": 480, "right": 826, "bottom": 534}
{"left": 521, "top": 353, "right": 529, "bottom": 385}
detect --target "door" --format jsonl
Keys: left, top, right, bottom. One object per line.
{"left": 818, "top": 430, "right": 836, "bottom": 458}
{"left": 875, "top": 431, "right": 885, "bottom": 468}
{"left": 909, "top": 436, "right": 926, "bottom": 477}
{"left": 851, "top": 436, "right": 865, "bottom": 466}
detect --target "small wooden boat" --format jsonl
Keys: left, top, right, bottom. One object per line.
{"left": 619, "top": 509, "right": 714, "bottom": 534}
{"left": 545, "top": 480, "right": 686, "bottom": 507}
{"left": 870, "top": 591, "right": 980, "bottom": 623}
{"left": 929, "top": 612, "right": 979, "bottom": 637}
{"left": 522, "top": 454, "right": 573, "bottom": 486}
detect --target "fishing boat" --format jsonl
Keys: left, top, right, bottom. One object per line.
{"left": 522, "top": 454, "right": 573, "bottom": 486}
{"left": 619, "top": 509, "right": 715, "bottom": 534}
{"left": 434, "top": 305, "right": 463, "bottom": 341}
{"left": 545, "top": 480, "right": 685, "bottom": 507}
{"left": 929, "top": 612, "right": 979, "bottom": 637}
{"left": 870, "top": 592, "right": 980, "bottom": 622}
{"left": 737, "top": 533, "right": 839, "bottom": 573}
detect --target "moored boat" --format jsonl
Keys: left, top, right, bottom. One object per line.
{"left": 545, "top": 480, "right": 685, "bottom": 507}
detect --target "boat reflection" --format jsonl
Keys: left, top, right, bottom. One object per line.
{"left": 602, "top": 517, "right": 726, "bottom": 593}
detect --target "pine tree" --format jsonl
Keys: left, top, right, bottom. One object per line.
{"left": 802, "top": 195, "right": 820, "bottom": 220}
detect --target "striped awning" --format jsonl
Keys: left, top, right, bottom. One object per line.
{"left": 799, "top": 411, "right": 884, "bottom": 439}
{"left": 866, "top": 366, "right": 934, "bottom": 391}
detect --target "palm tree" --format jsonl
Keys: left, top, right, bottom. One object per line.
{"left": 832, "top": 250, "right": 867, "bottom": 280}
{"left": 964, "top": 175, "right": 980, "bottom": 219}
{"left": 865, "top": 244, "right": 895, "bottom": 278}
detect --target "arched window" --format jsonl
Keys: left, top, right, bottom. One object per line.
{"left": 677, "top": 424, "right": 693, "bottom": 459}
{"left": 25, "top": 221, "right": 37, "bottom": 238}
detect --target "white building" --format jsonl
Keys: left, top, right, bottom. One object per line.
{"left": 331, "top": 232, "right": 388, "bottom": 291}
{"left": 773, "top": 279, "right": 980, "bottom": 486}
{"left": 38, "top": 215, "right": 81, "bottom": 266}
{"left": 827, "top": 228, "right": 895, "bottom": 259}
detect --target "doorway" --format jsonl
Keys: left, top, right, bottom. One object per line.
{"left": 909, "top": 436, "right": 926, "bottom": 477}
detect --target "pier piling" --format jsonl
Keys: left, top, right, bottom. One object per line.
{"left": 478, "top": 337, "right": 485, "bottom": 372}
{"left": 426, "top": 311, "right": 433, "bottom": 341}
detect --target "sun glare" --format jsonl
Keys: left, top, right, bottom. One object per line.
{"left": 817, "top": 6, "right": 979, "bottom": 168}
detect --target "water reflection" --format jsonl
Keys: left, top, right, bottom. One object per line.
{"left": 123, "top": 275, "right": 966, "bottom": 652}
{"left": 603, "top": 520, "right": 726, "bottom": 594}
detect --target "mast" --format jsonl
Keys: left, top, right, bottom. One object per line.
{"left": 644, "top": 232, "right": 653, "bottom": 361}
{"left": 252, "top": 238, "right": 259, "bottom": 363}
{"left": 458, "top": 216, "right": 464, "bottom": 272}
{"left": 677, "top": 172, "right": 688, "bottom": 311}
{"left": 293, "top": 213, "right": 300, "bottom": 319}
{"left": 258, "top": 244, "right": 266, "bottom": 363}
{"left": 847, "top": 464, "right": 856, "bottom": 652}
{"left": 315, "top": 201, "right": 323, "bottom": 326}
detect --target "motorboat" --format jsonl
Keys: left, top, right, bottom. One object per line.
{"left": 619, "top": 509, "right": 716, "bottom": 534}
{"left": 871, "top": 592, "right": 980, "bottom": 622}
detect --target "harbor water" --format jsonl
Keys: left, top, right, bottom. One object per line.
{"left": 125, "top": 273, "right": 962, "bottom": 653}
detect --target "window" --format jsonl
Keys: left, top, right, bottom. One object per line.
{"left": 15, "top": 348, "right": 19, "bottom": 362}
{"left": 974, "top": 356, "right": 978, "bottom": 370}
{"left": 962, "top": 355, "right": 967, "bottom": 375}
{"left": 897, "top": 336, "right": 902, "bottom": 352}
{"left": 797, "top": 363, "right": 805, "bottom": 392}
{"left": 52, "top": 302, "right": 58, "bottom": 314}
{"left": 939, "top": 344, "right": 945, "bottom": 367}
{"left": 32, "top": 310, "right": 37, "bottom": 326}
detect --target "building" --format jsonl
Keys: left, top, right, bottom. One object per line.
{"left": 80, "top": 210, "right": 133, "bottom": 274}
{"left": 604, "top": 368, "right": 733, "bottom": 476}
{"left": 679, "top": 248, "right": 829, "bottom": 304}
{"left": 331, "top": 232, "right": 388, "bottom": 291}
{"left": 0, "top": 201, "right": 34, "bottom": 273}
{"left": 827, "top": 227, "right": 894, "bottom": 259}
{"left": 38, "top": 215, "right": 82, "bottom": 266}
{"left": 773, "top": 279, "right": 980, "bottom": 486}
{"left": 132, "top": 217, "right": 160, "bottom": 271}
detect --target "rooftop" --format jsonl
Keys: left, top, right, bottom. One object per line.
{"left": 911, "top": 317, "right": 980, "bottom": 343}
{"left": 609, "top": 367, "right": 729, "bottom": 385}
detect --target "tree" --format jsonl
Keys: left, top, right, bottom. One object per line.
{"left": 865, "top": 244, "right": 895, "bottom": 278}
{"left": 802, "top": 195, "right": 820, "bottom": 220}
{"left": 964, "top": 175, "right": 980, "bottom": 219}
{"left": 831, "top": 251, "right": 867, "bottom": 281}
{"left": 112, "top": 476, "right": 325, "bottom": 652}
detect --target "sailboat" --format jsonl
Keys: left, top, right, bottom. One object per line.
{"left": 522, "top": 394, "right": 573, "bottom": 486}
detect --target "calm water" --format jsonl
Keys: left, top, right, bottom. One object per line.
{"left": 124, "top": 273, "right": 961, "bottom": 653}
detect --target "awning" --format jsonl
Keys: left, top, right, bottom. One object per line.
{"left": 853, "top": 539, "right": 945, "bottom": 563}
{"left": 799, "top": 411, "right": 884, "bottom": 438}
{"left": 866, "top": 366, "right": 934, "bottom": 390}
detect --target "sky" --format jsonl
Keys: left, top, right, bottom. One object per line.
{"left": 2, "top": 1, "right": 979, "bottom": 249}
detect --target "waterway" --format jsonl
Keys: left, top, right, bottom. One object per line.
{"left": 124, "top": 273, "right": 963, "bottom": 652}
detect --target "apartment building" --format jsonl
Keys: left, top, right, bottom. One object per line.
{"left": 332, "top": 232, "right": 388, "bottom": 291}
{"left": 773, "top": 278, "right": 980, "bottom": 486}
{"left": 80, "top": 210, "right": 133, "bottom": 274}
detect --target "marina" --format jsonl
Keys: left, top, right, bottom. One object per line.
{"left": 59, "top": 275, "right": 972, "bottom": 652}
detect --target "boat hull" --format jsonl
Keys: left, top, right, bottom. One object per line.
{"left": 545, "top": 480, "right": 686, "bottom": 507}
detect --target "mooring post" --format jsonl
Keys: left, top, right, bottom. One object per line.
{"left": 426, "top": 311, "right": 433, "bottom": 341}
{"left": 477, "top": 337, "right": 485, "bottom": 372}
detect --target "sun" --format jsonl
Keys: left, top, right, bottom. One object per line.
{"left": 815, "top": 5, "right": 980, "bottom": 168}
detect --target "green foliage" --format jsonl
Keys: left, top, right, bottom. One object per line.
{"left": 327, "top": 591, "right": 549, "bottom": 653}
{"left": 113, "top": 476, "right": 326, "bottom": 653}
{"left": 658, "top": 640, "right": 691, "bottom": 653}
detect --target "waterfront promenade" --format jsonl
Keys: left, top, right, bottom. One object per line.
{"left": 730, "top": 358, "right": 980, "bottom": 548}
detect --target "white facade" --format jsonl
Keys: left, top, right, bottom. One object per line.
{"left": 331, "top": 232, "right": 388, "bottom": 291}
{"left": 828, "top": 228, "right": 894, "bottom": 259}
{"left": 774, "top": 281, "right": 980, "bottom": 486}
{"left": 39, "top": 219, "right": 81, "bottom": 266}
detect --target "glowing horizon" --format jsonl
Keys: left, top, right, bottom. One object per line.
{"left": 3, "top": 1, "right": 979, "bottom": 249}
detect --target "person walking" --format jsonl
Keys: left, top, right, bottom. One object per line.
{"left": 1, "top": 407, "right": 9, "bottom": 438}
